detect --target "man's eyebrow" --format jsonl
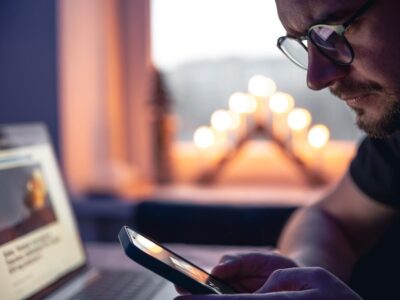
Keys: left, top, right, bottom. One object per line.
{"left": 284, "top": 4, "right": 355, "bottom": 38}
{"left": 314, "top": 6, "right": 356, "bottom": 26}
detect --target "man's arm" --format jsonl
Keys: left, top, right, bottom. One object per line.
{"left": 278, "top": 171, "right": 398, "bottom": 281}
{"left": 176, "top": 267, "right": 363, "bottom": 300}
{"left": 176, "top": 172, "right": 398, "bottom": 298}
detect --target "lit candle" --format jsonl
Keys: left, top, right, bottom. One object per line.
{"left": 229, "top": 92, "right": 257, "bottom": 137}
{"left": 269, "top": 92, "right": 295, "bottom": 141}
{"left": 194, "top": 126, "right": 216, "bottom": 149}
{"left": 307, "top": 124, "right": 330, "bottom": 172}
{"left": 211, "top": 109, "right": 233, "bottom": 132}
{"left": 244, "top": 94, "right": 258, "bottom": 114}
{"left": 287, "top": 108, "right": 312, "bottom": 154}
{"left": 248, "top": 75, "right": 277, "bottom": 125}
{"left": 210, "top": 109, "right": 231, "bottom": 148}
{"left": 308, "top": 124, "right": 330, "bottom": 149}
{"left": 193, "top": 126, "right": 216, "bottom": 170}
{"left": 227, "top": 110, "right": 241, "bottom": 131}
{"left": 223, "top": 110, "right": 241, "bottom": 146}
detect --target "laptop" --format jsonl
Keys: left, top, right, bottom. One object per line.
{"left": 0, "top": 123, "right": 178, "bottom": 300}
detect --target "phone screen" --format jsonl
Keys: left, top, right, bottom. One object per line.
{"left": 127, "top": 228, "right": 235, "bottom": 294}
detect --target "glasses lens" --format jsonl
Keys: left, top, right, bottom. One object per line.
{"left": 309, "top": 25, "right": 353, "bottom": 64}
{"left": 278, "top": 37, "right": 308, "bottom": 69}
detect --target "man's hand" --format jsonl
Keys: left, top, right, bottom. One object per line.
{"left": 175, "top": 252, "right": 298, "bottom": 295}
{"left": 174, "top": 267, "right": 363, "bottom": 300}
{"left": 209, "top": 252, "right": 298, "bottom": 293}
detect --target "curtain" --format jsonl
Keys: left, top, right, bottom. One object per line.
{"left": 58, "top": 0, "right": 155, "bottom": 197}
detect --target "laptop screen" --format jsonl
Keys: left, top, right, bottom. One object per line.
{"left": 0, "top": 124, "right": 86, "bottom": 300}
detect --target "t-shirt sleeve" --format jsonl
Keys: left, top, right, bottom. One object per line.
{"left": 350, "top": 132, "right": 400, "bottom": 209}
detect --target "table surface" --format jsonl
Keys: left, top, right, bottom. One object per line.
{"left": 146, "top": 184, "right": 328, "bottom": 207}
{"left": 86, "top": 243, "right": 273, "bottom": 272}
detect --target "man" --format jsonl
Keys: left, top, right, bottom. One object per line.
{"left": 177, "top": 0, "right": 400, "bottom": 299}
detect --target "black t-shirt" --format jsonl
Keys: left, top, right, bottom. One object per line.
{"left": 350, "top": 132, "right": 400, "bottom": 209}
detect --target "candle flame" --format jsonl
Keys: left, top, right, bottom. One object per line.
{"left": 194, "top": 126, "right": 215, "bottom": 149}
{"left": 308, "top": 124, "right": 330, "bottom": 148}
{"left": 211, "top": 109, "right": 241, "bottom": 131}
{"left": 288, "top": 108, "right": 312, "bottom": 131}
{"left": 269, "top": 92, "right": 295, "bottom": 114}
{"left": 229, "top": 92, "right": 257, "bottom": 114}
{"left": 248, "top": 75, "right": 277, "bottom": 98}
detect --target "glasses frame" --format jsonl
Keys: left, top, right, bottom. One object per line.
{"left": 277, "top": 0, "right": 375, "bottom": 70}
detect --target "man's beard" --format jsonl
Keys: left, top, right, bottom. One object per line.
{"left": 330, "top": 80, "right": 400, "bottom": 138}
{"left": 352, "top": 102, "right": 400, "bottom": 138}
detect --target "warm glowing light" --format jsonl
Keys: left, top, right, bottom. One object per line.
{"left": 194, "top": 126, "right": 215, "bottom": 149}
{"left": 248, "top": 75, "right": 277, "bottom": 98}
{"left": 269, "top": 92, "right": 295, "bottom": 114}
{"left": 229, "top": 92, "right": 258, "bottom": 114}
{"left": 287, "top": 108, "right": 312, "bottom": 131}
{"left": 308, "top": 125, "right": 330, "bottom": 148}
{"left": 213, "top": 110, "right": 242, "bottom": 130}
{"left": 211, "top": 110, "right": 233, "bottom": 131}
{"left": 229, "top": 92, "right": 246, "bottom": 113}
{"left": 136, "top": 236, "right": 163, "bottom": 254}
{"left": 245, "top": 94, "right": 258, "bottom": 113}
{"left": 228, "top": 111, "right": 241, "bottom": 130}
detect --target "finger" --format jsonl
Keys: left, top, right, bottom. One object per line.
{"left": 175, "top": 294, "right": 247, "bottom": 300}
{"left": 259, "top": 267, "right": 326, "bottom": 293}
{"left": 211, "top": 258, "right": 242, "bottom": 279}
{"left": 175, "top": 290, "right": 314, "bottom": 300}
{"left": 271, "top": 249, "right": 282, "bottom": 255}
{"left": 175, "top": 294, "right": 259, "bottom": 300}
{"left": 219, "top": 254, "right": 239, "bottom": 264}
{"left": 212, "top": 253, "right": 294, "bottom": 279}
{"left": 211, "top": 253, "right": 267, "bottom": 278}
{"left": 174, "top": 284, "right": 189, "bottom": 295}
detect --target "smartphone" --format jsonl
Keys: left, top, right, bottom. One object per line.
{"left": 118, "top": 226, "right": 237, "bottom": 295}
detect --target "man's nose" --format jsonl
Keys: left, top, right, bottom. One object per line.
{"left": 306, "top": 44, "right": 349, "bottom": 90}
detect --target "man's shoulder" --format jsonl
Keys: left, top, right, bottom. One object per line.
{"left": 357, "top": 131, "right": 400, "bottom": 157}
{"left": 350, "top": 131, "right": 400, "bottom": 208}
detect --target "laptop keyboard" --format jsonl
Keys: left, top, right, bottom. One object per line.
{"left": 69, "top": 270, "right": 165, "bottom": 300}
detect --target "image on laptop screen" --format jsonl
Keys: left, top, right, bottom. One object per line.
{"left": 0, "top": 124, "right": 86, "bottom": 300}
{"left": 0, "top": 165, "right": 57, "bottom": 246}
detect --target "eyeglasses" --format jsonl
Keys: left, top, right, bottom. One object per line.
{"left": 277, "top": 0, "right": 374, "bottom": 70}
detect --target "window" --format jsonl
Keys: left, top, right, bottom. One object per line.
{"left": 151, "top": 0, "right": 362, "bottom": 141}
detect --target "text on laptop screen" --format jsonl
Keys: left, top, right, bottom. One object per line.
{"left": 0, "top": 143, "right": 86, "bottom": 299}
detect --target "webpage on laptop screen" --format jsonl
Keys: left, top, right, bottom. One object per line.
{"left": 0, "top": 144, "right": 85, "bottom": 300}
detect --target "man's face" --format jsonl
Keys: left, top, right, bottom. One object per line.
{"left": 276, "top": 0, "right": 400, "bottom": 138}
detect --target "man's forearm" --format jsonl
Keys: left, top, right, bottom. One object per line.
{"left": 278, "top": 205, "right": 358, "bottom": 281}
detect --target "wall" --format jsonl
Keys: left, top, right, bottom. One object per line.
{"left": 0, "top": 0, "right": 59, "bottom": 155}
